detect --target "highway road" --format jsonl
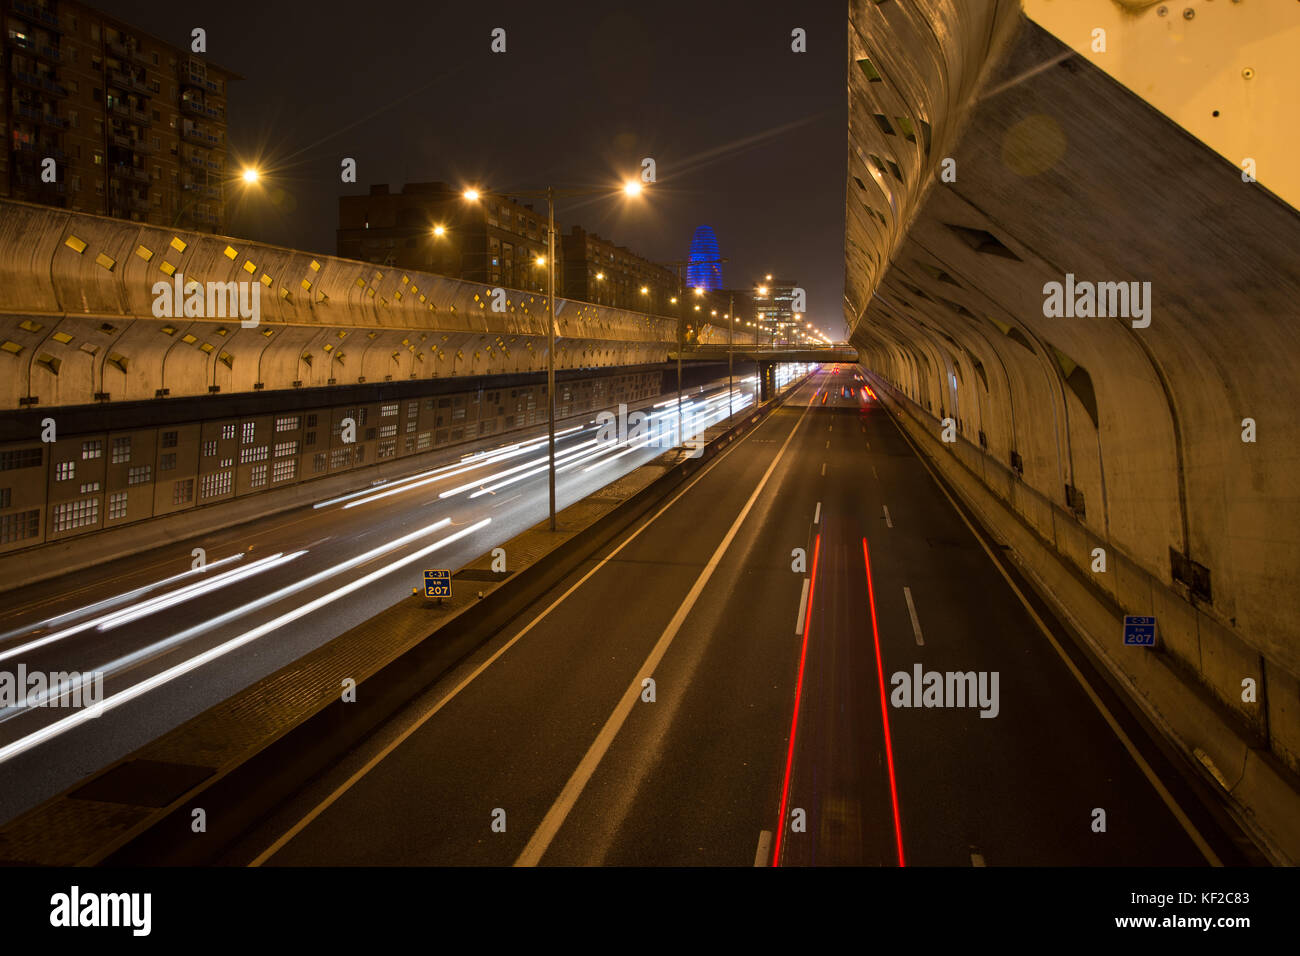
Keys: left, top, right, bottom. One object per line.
{"left": 0, "top": 374, "right": 767, "bottom": 824}
{"left": 235, "top": 365, "right": 1252, "bottom": 866}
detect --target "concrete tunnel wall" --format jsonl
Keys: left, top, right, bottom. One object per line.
{"left": 845, "top": 0, "right": 1300, "bottom": 797}
{"left": 0, "top": 198, "right": 755, "bottom": 409}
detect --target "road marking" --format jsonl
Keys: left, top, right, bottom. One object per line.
{"left": 878, "top": 400, "right": 1223, "bottom": 867}
{"left": 866, "top": 441, "right": 871, "bottom": 451}
{"left": 871, "top": 465, "right": 879, "bottom": 480}
{"left": 794, "top": 578, "right": 811, "bottom": 635}
{"left": 251, "top": 377, "right": 822, "bottom": 866}
{"left": 813, "top": 501, "right": 821, "bottom": 525}
{"left": 516, "top": 395, "right": 814, "bottom": 866}
{"left": 863, "top": 537, "right": 905, "bottom": 866}
{"left": 883, "top": 505, "right": 893, "bottom": 528}
{"left": 971, "top": 851, "right": 986, "bottom": 867}
{"left": 754, "top": 830, "right": 773, "bottom": 867}
{"left": 826, "top": 440, "right": 830, "bottom": 449}
{"left": 821, "top": 463, "right": 826, "bottom": 476}
{"left": 774, "top": 533, "right": 821, "bottom": 866}
{"left": 904, "top": 586, "right": 924, "bottom": 646}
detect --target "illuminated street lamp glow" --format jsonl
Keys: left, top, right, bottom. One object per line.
{"left": 640, "top": 286, "right": 649, "bottom": 295}
{"left": 535, "top": 255, "right": 546, "bottom": 267}
{"left": 432, "top": 225, "right": 446, "bottom": 237}
{"left": 624, "top": 180, "right": 643, "bottom": 196}
{"left": 596, "top": 272, "right": 605, "bottom": 280}
{"left": 463, "top": 188, "right": 481, "bottom": 202}
{"left": 241, "top": 167, "right": 260, "bottom": 184}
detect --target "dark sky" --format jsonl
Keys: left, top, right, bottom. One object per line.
{"left": 95, "top": 0, "right": 848, "bottom": 338}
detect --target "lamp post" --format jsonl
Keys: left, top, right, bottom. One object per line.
{"left": 728, "top": 292, "right": 734, "bottom": 422}
{"left": 464, "top": 180, "right": 644, "bottom": 532}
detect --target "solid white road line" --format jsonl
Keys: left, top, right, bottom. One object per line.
{"left": 253, "top": 377, "right": 820, "bottom": 866}
{"left": 880, "top": 401, "right": 1222, "bottom": 867}
{"left": 754, "top": 830, "right": 773, "bottom": 867}
{"left": 794, "top": 578, "right": 811, "bottom": 636}
{"left": 514, "top": 394, "right": 814, "bottom": 866}
{"left": 904, "top": 586, "right": 924, "bottom": 647}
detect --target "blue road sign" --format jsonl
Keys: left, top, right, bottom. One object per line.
{"left": 424, "top": 569, "right": 451, "bottom": 598}
{"left": 1123, "top": 615, "right": 1156, "bottom": 646}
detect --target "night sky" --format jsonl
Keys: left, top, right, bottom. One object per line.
{"left": 93, "top": 0, "right": 848, "bottom": 338}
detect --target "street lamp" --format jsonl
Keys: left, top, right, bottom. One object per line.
{"left": 463, "top": 179, "right": 645, "bottom": 531}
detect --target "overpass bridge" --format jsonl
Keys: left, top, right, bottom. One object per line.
{"left": 0, "top": 199, "right": 754, "bottom": 411}
{"left": 669, "top": 344, "right": 858, "bottom": 364}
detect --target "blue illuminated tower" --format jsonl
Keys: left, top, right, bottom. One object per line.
{"left": 686, "top": 225, "right": 723, "bottom": 291}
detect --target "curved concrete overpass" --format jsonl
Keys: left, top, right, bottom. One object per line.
{"left": 846, "top": 0, "right": 1300, "bottom": 858}
{"left": 0, "top": 199, "right": 754, "bottom": 409}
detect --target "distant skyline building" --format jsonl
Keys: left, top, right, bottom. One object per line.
{"left": 755, "top": 277, "right": 800, "bottom": 345}
{"left": 686, "top": 225, "right": 723, "bottom": 291}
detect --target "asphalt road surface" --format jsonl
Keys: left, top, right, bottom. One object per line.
{"left": 0, "top": 375, "right": 763, "bottom": 823}
{"left": 237, "top": 365, "right": 1249, "bottom": 866}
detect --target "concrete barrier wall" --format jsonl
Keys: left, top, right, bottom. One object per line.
{"left": 0, "top": 198, "right": 756, "bottom": 408}
{"left": 846, "top": 1, "right": 1300, "bottom": 856}
{"left": 870, "top": 372, "right": 1300, "bottom": 863}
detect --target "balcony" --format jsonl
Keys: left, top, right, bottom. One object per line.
{"left": 182, "top": 99, "right": 205, "bottom": 115}
{"left": 183, "top": 183, "right": 221, "bottom": 200}
{"left": 13, "top": 1, "right": 63, "bottom": 32}
{"left": 15, "top": 104, "right": 67, "bottom": 128}
{"left": 12, "top": 142, "right": 66, "bottom": 163}
{"left": 120, "top": 166, "right": 151, "bottom": 183}
{"left": 12, "top": 169, "right": 65, "bottom": 192}
{"left": 106, "top": 40, "right": 136, "bottom": 60}
{"left": 14, "top": 70, "right": 67, "bottom": 97}
{"left": 107, "top": 70, "right": 150, "bottom": 95}
{"left": 181, "top": 127, "right": 220, "bottom": 148}
{"left": 110, "top": 192, "right": 152, "bottom": 214}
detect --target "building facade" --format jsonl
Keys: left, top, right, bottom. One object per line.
{"left": 754, "top": 278, "right": 800, "bottom": 345}
{"left": 561, "top": 225, "right": 680, "bottom": 317}
{"left": 1, "top": 0, "right": 238, "bottom": 231}
{"left": 337, "top": 182, "right": 559, "bottom": 295}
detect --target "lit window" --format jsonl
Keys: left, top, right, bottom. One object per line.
{"left": 52, "top": 497, "right": 99, "bottom": 533}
